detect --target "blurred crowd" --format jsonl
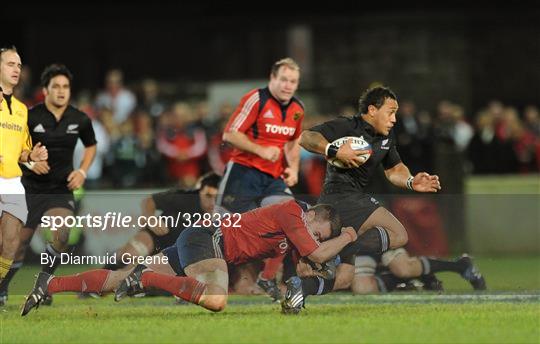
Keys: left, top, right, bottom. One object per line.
{"left": 15, "top": 68, "right": 540, "bottom": 193}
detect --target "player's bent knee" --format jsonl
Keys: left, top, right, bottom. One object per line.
{"left": 389, "top": 264, "right": 412, "bottom": 279}
{"left": 351, "top": 276, "right": 378, "bottom": 294}
{"left": 200, "top": 294, "right": 227, "bottom": 312}
{"left": 390, "top": 229, "right": 408, "bottom": 248}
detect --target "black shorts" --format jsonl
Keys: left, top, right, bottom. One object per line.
{"left": 143, "top": 226, "right": 182, "bottom": 254}
{"left": 319, "top": 193, "right": 381, "bottom": 231}
{"left": 25, "top": 190, "right": 75, "bottom": 230}
{"left": 162, "top": 226, "right": 224, "bottom": 276}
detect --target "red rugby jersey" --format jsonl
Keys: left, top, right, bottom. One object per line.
{"left": 221, "top": 200, "right": 319, "bottom": 265}
{"left": 224, "top": 87, "right": 304, "bottom": 178}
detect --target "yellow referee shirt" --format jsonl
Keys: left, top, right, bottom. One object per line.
{"left": 0, "top": 95, "right": 31, "bottom": 178}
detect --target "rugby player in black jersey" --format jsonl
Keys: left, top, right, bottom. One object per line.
{"left": 0, "top": 64, "right": 96, "bottom": 306}
{"left": 281, "top": 86, "right": 484, "bottom": 313}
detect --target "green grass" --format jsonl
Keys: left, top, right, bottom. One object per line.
{"left": 1, "top": 256, "right": 539, "bottom": 343}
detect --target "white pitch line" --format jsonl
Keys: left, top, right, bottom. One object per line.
{"left": 315, "top": 293, "right": 540, "bottom": 304}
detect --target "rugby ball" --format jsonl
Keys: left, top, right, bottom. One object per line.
{"left": 326, "top": 136, "right": 372, "bottom": 169}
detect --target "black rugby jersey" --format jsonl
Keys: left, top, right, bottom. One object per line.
{"left": 23, "top": 103, "right": 96, "bottom": 189}
{"left": 152, "top": 189, "right": 203, "bottom": 229}
{"left": 309, "top": 115, "right": 401, "bottom": 195}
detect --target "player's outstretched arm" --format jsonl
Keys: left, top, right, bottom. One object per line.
{"left": 384, "top": 163, "right": 441, "bottom": 193}
{"left": 308, "top": 227, "right": 357, "bottom": 264}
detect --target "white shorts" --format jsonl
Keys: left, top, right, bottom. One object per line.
{"left": 354, "top": 248, "right": 407, "bottom": 276}
{"left": 0, "top": 177, "right": 28, "bottom": 223}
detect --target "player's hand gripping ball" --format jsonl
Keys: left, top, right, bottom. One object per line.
{"left": 326, "top": 136, "right": 372, "bottom": 168}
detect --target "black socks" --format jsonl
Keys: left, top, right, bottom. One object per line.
{"left": 340, "top": 227, "right": 390, "bottom": 257}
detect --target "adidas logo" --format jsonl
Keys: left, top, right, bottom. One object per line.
{"left": 33, "top": 124, "right": 45, "bottom": 133}
{"left": 262, "top": 110, "right": 274, "bottom": 119}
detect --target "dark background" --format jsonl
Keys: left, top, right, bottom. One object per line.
{"left": 5, "top": 3, "right": 540, "bottom": 116}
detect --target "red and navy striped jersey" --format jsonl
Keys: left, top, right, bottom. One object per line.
{"left": 222, "top": 200, "right": 319, "bottom": 265}
{"left": 224, "top": 87, "right": 304, "bottom": 178}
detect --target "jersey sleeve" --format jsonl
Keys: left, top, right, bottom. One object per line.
{"left": 291, "top": 100, "right": 304, "bottom": 140}
{"left": 151, "top": 189, "right": 181, "bottom": 212}
{"left": 382, "top": 132, "right": 402, "bottom": 169}
{"left": 292, "top": 111, "right": 304, "bottom": 140}
{"left": 277, "top": 201, "right": 320, "bottom": 257}
{"left": 224, "top": 89, "right": 260, "bottom": 133}
{"left": 22, "top": 124, "right": 32, "bottom": 151}
{"left": 79, "top": 115, "right": 97, "bottom": 147}
{"left": 308, "top": 116, "right": 351, "bottom": 143}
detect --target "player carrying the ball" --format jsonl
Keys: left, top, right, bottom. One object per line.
{"left": 282, "top": 86, "right": 485, "bottom": 313}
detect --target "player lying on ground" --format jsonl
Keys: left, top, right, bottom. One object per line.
{"left": 339, "top": 250, "right": 486, "bottom": 294}
{"left": 103, "top": 172, "right": 220, "bottom": 271}
{"left": 281, "top": 248, "right": 486, "bottom": 313}
{"left": 21, "top": 200, "right": 357, "bottom": 315}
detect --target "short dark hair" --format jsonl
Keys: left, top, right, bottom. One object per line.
{"left": 358, "top": 86, "right": 397, "bottom": 114}
{"left": 40, "top": 64, "right": 73, "bottom": 88}
{"left": 309, "top": 203, "right": 342, "bottom": 239}
{"left": 198, "top": 172, "right": 221, "bottom": 190}
{"left": 0, "top": 45, "right": 18, "bottom": 62}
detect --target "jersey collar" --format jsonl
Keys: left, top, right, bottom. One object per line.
{"left": 357, "top": 115, "right": 377, "bottom": 136}
{"left": 265, "top": 87, "right": 292, "bottom": 107}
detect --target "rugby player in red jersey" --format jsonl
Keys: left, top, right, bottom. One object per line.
{"left": 217, "top": 57, "right": 305, "bottom": 300}
{"left": 21, "top": 200, "right": 357, "bottom": 315}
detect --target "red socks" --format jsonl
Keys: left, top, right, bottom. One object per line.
{"left": 48, "top": 269, "right": 111, "bottom": 294}
{"left": 141, "top": 271, "right": 206, "bottom": 304}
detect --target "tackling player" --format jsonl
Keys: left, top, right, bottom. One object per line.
{"left": 21, "top": 200, "right": 357, "bottom": 315}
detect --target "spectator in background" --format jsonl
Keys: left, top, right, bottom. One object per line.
{"left": 501, "top": 107, "right": 538, "bottom": 173}
{"left": 450, "top": 104, "right": 473, "bottom": 152}
{"left": 74, "top": 117, "right": 110, "bottom": 189}
{"left": 95, "top": 69, "right": 136, "bottom": 125}
{"left": 339, "top": 105, "right": 357, "bottom": 117}
{"left": 523, "top": 105, "right": 540, "bottom": 137}
{"left": 74, "top": 92, "right": 109, "bottom": 188}
{"left": 157, "top": 102, "right": 207, "bottom": 187}
{"left": 486, "top": 100, "right": 506, "bottom": 140}
{"left": 433, "top": 100, "right": 465, "bottom": 193}
{"left": 138, "top": 78, "right": 166, "bottom": 126}
{"left": 394, "top": 100, "right": 434, "bottom": 174}
{"left": 205, "top": 102, "right": 234, "bottom": 176}
{"left": 133, "top": 109, "right": 166, "bottom": 186}
{"left": 109, "top": 118, "right": 146, "bottom": 188}
{"left": 467, "top": 110, "right": 517, "bottom": 174}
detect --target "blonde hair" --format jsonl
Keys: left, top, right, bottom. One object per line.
{"left": 271, "top": 57, "right": 300, "bottom": 76}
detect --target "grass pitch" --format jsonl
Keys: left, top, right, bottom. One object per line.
{"left": 1, "top": 256, "right": 539, "bottom": 343}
